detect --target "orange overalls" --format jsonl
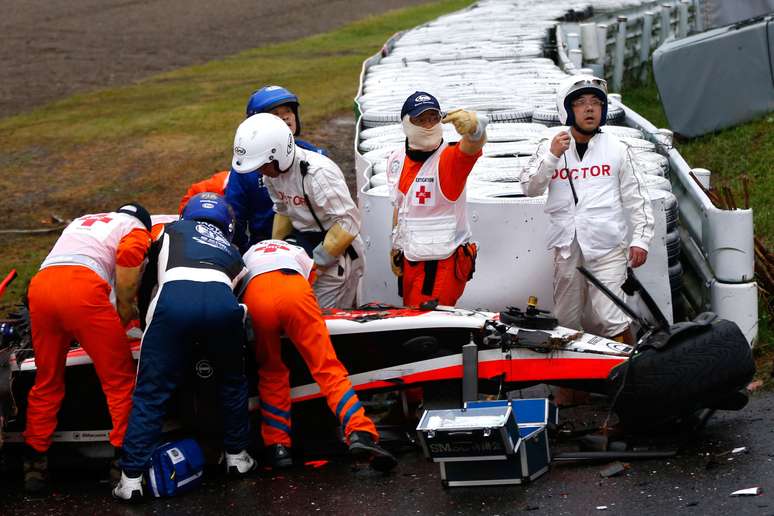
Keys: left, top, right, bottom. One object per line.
{"left": 178, "top": 170, "right": 229, "bottom": 214}
{"left": 24, "top": 217, "right": 150, "bottom": 453}
{"left": 241, "top": 242, "right": 377, "bottom": 447}
{"left": 397, "top": 144, "right": 481, "bottom": 307}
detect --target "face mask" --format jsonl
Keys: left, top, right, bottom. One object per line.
{"left": 402, "top": 116, "right": 443, "bottom": 151}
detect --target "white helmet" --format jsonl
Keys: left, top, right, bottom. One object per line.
{"left": 555, "top": 74, "right": 608, "bottom": 126}
{"left": 232, "top": 113, "right": 295, "bottom": 174}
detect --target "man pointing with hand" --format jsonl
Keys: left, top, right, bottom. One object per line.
{"left": 387, "top": 91, "right": 486, "bottom": 308}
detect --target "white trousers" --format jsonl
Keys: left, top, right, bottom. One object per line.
{"left": 553, "top": 239, "right": 630, "bottom": 337}
{"left": 313, "top": 245, "right": 365, "bottom": 309}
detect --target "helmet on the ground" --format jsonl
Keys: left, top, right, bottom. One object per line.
{"left": 181, "top": 192, "right": 236, "bottom": 241}
{"left": 232, "top": 113, "right": 295, "bottom": 174}
{"left": 556, "top": 74, "right": 608, "bottom": 127}
{"left": 245, "top": 85, "right": 302, "bottom": 135}
{"left": 116, "top": 202, "right": 152, "bottom": 231}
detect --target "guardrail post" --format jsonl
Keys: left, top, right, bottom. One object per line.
{"left": 660, "top": 3, "right": 672, "bottom": 44}
{"left": 690, "top": 168, "right": 711, "bottom": 189}
{"left": 596, "top": 23, "right": 608, "bottom": 72}
{"left": 640, "top": 11, "right": 654, "bottom": 81}
{"left": 678, "top": 1, "right": 689, "bottom": 38}
{"left": 569, "top": 49, "right": 583, "bottom": 69}
{"left": 567, "top": 32, "right": 580, "bottom": 51}
{"left": 580, "top": 22, "right": 599, "bottom": 61}
{"left": 613, "top": 16, "right": 627, "bottom": 91}
{"left": 692, "top": 0, "right": 704, "bottom": 32}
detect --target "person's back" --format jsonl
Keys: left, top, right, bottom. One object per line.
{"left": 115, "top": 194, "right": 254, "bottom": 502}
{"left": 43, "top": 211, "right": 149, "bottom": 287}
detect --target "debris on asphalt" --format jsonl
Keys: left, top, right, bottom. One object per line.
{"left": 599, "top": 461, "right": 628, "bottom": 478}
{"left": 747, "top": 380, "right": 764, "bottom": 392}
{"left": 730, "top": 487, "right": 762, "bottom": 496}
{"left": 731, "top": 447, "right": 748, "bottom": 454}
{"left": 596, "top": 506, "right": 608, "bottom": 510}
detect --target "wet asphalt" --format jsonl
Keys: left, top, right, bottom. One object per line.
{"left": 2, "top": 391, "right": 772, "bottom": 516}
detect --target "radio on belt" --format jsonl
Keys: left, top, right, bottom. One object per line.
{"left": 416, "top": 398, "right": 555, "bottom": 487}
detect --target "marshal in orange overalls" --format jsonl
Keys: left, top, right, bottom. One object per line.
{"left": 24, "top": 211, "right": 151, "bottom": 452}
{"left": 240, "top": 240, "right": 378, "bottom": 449}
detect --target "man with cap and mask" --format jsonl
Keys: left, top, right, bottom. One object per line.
{"left": 520, "top": 75, "right": 654, "bottom": 347}
{"left": 386, "top": 91, "right": 487, "bottom": 308}
{"left": 22, "top": 203, "right": 153, "bottom": 494}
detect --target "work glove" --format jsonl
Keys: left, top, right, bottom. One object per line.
{"left": 272, "top": 213, "right": 293, "bottom": 240}
{"left": 314, "top": 223, "right": 356, "bottom": 269}
{"left": 313, "top": 243, "right": 337, "bottom": 269}
{"left": 390, "top": 249, "right": 403, "bottom": 278}
{"left": 442, "top": 109, "right": 487, "bottom": 140}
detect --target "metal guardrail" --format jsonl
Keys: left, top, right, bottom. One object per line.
{"left": 561, "top": 0, "right": 704, "bottom": 90}
{"left": 618, "top": 102, "right": 755, "bottom": 284}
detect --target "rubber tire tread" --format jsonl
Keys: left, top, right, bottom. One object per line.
{"left": 607, "top": 318, "right": 755, "bottom": 432}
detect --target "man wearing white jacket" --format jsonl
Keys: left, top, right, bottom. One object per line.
{"left": 520, "top": 75, "right": 654, "bottom": 345}
{"left": 231, "top": 113, "right": 364, "bottom": 308}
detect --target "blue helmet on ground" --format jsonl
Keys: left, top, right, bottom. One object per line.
{"left": 245, "top": 85, "right": 302, "bottom": 135}
{"left": 181, "top": 192, "right": 236, "bottom": 241}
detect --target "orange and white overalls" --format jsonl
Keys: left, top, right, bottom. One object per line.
{"left": 388, "top": 142, "right": 481, "bottom": 307}
{"left": 240, "top": 239, "right": 378, "bottom": 447}
{"left": 177, "top": 170, "right": 230, "bottom": 214}
{"left": 24, "top": 212, "right": 151, "bottom": 452}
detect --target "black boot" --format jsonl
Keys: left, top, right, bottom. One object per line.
{"left": 23, "top": 447, "right": 49, "bottom": 495}
{"left": 265, "top": 444, "right": 293, "bottom": 469}
{"left": 347, "top": 432, "right": 397, "bottom": 473}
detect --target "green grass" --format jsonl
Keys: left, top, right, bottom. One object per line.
{"left": 0, "top": 0, "right": 474, "bottom": 309}
{"left": 622, "top": 77, "right": 773, "bottom": 380}
{"left": 0, "top": 0, "right": 472, "bottom": 151}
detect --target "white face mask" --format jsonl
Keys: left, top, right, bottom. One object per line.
{"left": 402, "top": 115, "right": 443, "bottom": 151}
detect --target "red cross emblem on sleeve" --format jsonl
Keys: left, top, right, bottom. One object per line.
{"left": 415, "top": 185, "right": 432, "bottom": 205}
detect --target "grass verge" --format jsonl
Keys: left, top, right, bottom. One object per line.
{"left": 0, "top": 0, "right": 473, "bottom": 309}
{"left": 622, "top": 76, "right": 773, "bottom": 382}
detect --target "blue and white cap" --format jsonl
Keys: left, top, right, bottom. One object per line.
{"left": 400, "top": 91, "right": 441, "bottom": 118}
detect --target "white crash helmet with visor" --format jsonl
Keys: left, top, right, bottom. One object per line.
{"left": 232, "top": 113, "right": 296, "bottom": 174}
{"left": 556, "top": 74, "right": 608, "bottom": 127}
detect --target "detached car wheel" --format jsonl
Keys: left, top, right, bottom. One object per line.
{"left": 607, "top": 317, "right": 755, "bottom": 432}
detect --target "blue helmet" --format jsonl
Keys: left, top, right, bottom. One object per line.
{"left": 181, "top": 192, "right": 236, "bottom": 241}
{"left": 245, "top": 85, "right": 301, "bottom": 135}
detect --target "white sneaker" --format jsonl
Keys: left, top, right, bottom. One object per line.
{"left": 112, "top": 471, "right": 144, "bottom": 502}
{"left": 225, "top": 450, "right": 256, "bottom": 476}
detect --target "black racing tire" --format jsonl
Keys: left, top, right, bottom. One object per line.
{"left": 662, "top": 193, "right": 678, "bottom": 232}
{"left": 486, "top": 108, "right": 533, "bottom": 123}
{"left": 531, "top": 107, "right": 560, "bottom": 126}
{"left": 606, "top": 105, "right": 625, "bottom": 125}
{"left": 666, "top": 230, "right": 681, "bottom": 263}
{"left": 607, "top": 318, "right": 755, "bottom": 432}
